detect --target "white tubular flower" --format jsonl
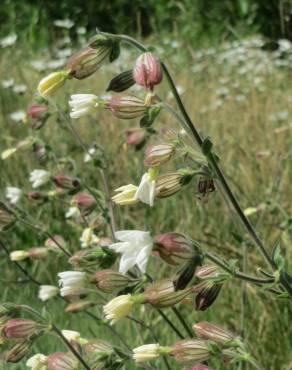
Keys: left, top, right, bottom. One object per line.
{"left": 109, "top": 230, "right": 153, "bottom": 273}
{"left": 38, "top": 285, "right": 59, "bottom": 301}
{"left": 6, "top": 187, "right": 22, "bottom": 204}
{"left": 29, "top": 169, "right": 51, "bottom": 188}
{"left": 103, "top": 294, "right": 138, "bottom": 324}
{"left": 135, "top": 169, "right": 158, "bottom": 207}
{"left": 80, "top": 227, "right": 100, "bottom": 248}
{"left": 58, "top": 271, "right": 87, "bottom": 297}
{"left": 112, "top": 184, "right": 138, "bottom": 206}
{"left": 26, "top": 353, "right": 48, "bottom": 370}
{"left": 10, "top": 250, "right": 29, "bottom": 261}
{"left": 133, "top": 344, "right": 162, "bottom": 363}
{"left": 69, "top": 94, "right": 98, "bottom": 119}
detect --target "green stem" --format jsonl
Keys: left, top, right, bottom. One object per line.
{"left": 171, "top": 306, "right": 193, "bottom": 338}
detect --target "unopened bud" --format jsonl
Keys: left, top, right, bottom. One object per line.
{"left": 65, "top": 300, "right": 95, "bottom": 313}
{"left": 67, "top": 46, "right": 111, "bottom": 80}
{"left": 3, "top": 319, "right": 40, "bottom": 339}
{"left": 193, "top": 322, "right": 237, "bottom": 344}
{"left": 144, "top": 143, "right": 175, "bottom": 167}
{"left": 133, "top": 52, "right": 163, "bottom": 90}
{"left": 5, "top": 341, "right": 32, "bottom": 363}
{"left": 69, "top": 247, "right": 116, "bottom": 269}
{"left": 27, "top": 104, "right": 48, "bottom": 119}
{"left": 106, "top": 70, "right": 135, "bottom": 92}
{"left": 71, "top": 192, "right": 97, "bottom": 216}
{"left": 155, "top": 169, "right": 194, "bottom": 198}
{"left": 125, "top": 128, "right": 146, "bottom": 149}
{"left": 91, "top": 269, "right": 132, "bottom": 293}
{"left": 26, "top": 191, "right": 48, "bottom": 203}
{"left": 193, "top": 281, "right": 223, "bottom": 311}
{"left": 45, "top": 235, "right": 67, "bottom": 251}
{"left": 47, "top": 352, "right": 78, "bottom": 370}
{"left": 53, "top": 173, "right": 81, "bottom": 191}
{"left": 171, "top": 340, "right": 211, "bottom": 364}
{"left": 106, "top": 94, "right": 147, "bottom": 119}
{"left": 27, "top": 247, "right": 49, "bottom": 259}
{"left": 37, "top": 71, "right": 70, "bottom": 99}
{"left": 83, "top": 339, "right": 112, "bottom": 355}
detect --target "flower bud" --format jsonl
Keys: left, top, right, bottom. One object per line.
{"left": 10, "top": 250, "right": 29, "bottom": 261}
{"left": 133, "top": 52, "right": 163, "bottom": 90}
{"left": 91, "top": 269, "right": 132, "bottom": 293}
{"left": 67, "top": 47, "right": 110, "bottom": 80}
{"left": 133, "top": 344, "right": 169, "bottom": 363}
{"left": 154, "top": 233, "right": 195, "bottom": 266}
{"left": 69, "top": 247, "right": 116, "bottom": 269}
{"left": 125, "top": 128, "right": 146, "bottom": 149}
{"left": 3, "top": 319, "right": 39, "bottom": 339}
{"left": 103, "top": 294, "right": 145, "bottom": 324}
{"left": 28, "top": 247, "right": 49, "bottom": 260}
{"left": 53, "top": 173, "right": 81, "bottom": 191}
{"left": 37, "top": 71, "right": 70, "bottom": 99}
{"left": 27, "top": 104, "right": 48, "bottom": 119}
{"left": 106, "top": 69, "right": 135, "bottom": 92}
{"left": 193, "top": 322, "right": 237, "bottom": 344}
{"left": 45, "top": 235, "right": 67, "bottom": 251}
{"left": 193, "top": 281, "right": 222, "bottom": 311}
{"left": 5, "top": 340, "right": 32, "bottom": 363}
{"left": 144, "top": 143, "right": 175, "bottom": 167}
{"left": 65, "top": 300, "right": 95, "bottom": 313}
{"left": 71, "top": 192, "right": 97, "bottom": 216}
{"left": 47, "top": 352, "right": 78, "bottom": 370}
{"left": 26, "top": 191, "right": 48, "bottom": 203}
{"left": 112, "top": 184, "right": 138, "bottom": 206}
{"left": 155, "top": 172, "right": 184, "bottom": 198}
{"left": 171, "top": 340, "right": 211, "bottom": 364}
{"left": 106, "top": 94, "right": 147, "bottom": 119}
{"left": 144, "top": 280, "right": 192, "bottom": 308}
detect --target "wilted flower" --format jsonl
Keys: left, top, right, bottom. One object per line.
{"left": 29, "top": 169, "right": 51, "bottom": 188}
{"left": 133, "top": 52, "right": 163, "bottom": 90}
{"left": 193, "top": 322, "right": 237, "bottom": 345}
{"left": 103, "top": 294, "right": 145, "bottom": 324}
{"left": 107, "top": 94, "right": 147, "bottom": 119}
{"left": 10, "top": 250, "right": 29, "bottom": 261}
{"left": 135, "top": 168, "right": 158, "bottom": 207}
{"left": 133, "top": 344, "right": 167, "bottom": 363}
{"left": 26, "top": 353, "right": 48, "bottom": 370}
{"left": 3, "top": 319, "right": 39, "bottom": 339}
{"left": 37, "top": 71, "right": 70, "bottom": 99}
{"left": 47, "top": 352, "right": 78, "bottom": 370}
{"left": 69, "top": 94, "right": 98, "bottom": 119}
{"left": 58, "top": 271, "right": 88, "bottom": 297}
{"left": 144, "top": 143, "right": 175, "bottom": 167}
{"left": 91, "top": 269, "right": 132, "bottom": 293}
{"left": 67, "top": 46, "right": 111, "bottom": 80}
{"left": 80, "top": 227, "right": 100, "bottom": 248}
{"left": 38, "top": 285, "right": 59, "bottom": 301}
{"left": 6, "top": 187, "right": 22, "bottom": 205}
{"left": 171, "top": 340, "right": 211, "bottom": 364}
{"left": 112, "top": 184, "right": 138, "bottom": 206}
{"left": 109, "top": 230, "right": 153, "bottom": 273}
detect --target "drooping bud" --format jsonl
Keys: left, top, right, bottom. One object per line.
{"left": 65, "top": 300, "right": 95, "bottom": 313}
{"left": 193, "top": 322, "right": 237, "bottom": 345}
{"left": 155, "top": 171, "right": 191, "bottom": 198}
{"left": 69, "top": 247, "right": 116, "bottom": 269}
{"left": 154, "top": 232, "right": 195, "bottom": 266}
{"left": 90, "top": 269, "right": 132, "bottom": 293}
{"left": 53, "top": 173, "right": 81, "bottom": 191}
{"left": 3, "top": 319, "right": 39, "bottom": 339}
{"left": 67, "top": 47, "right": 111, "bottom": 80}
{"left": 106, "top": 70, "right": 135, "bottom": 92}
{"left": 37, "top": 71, "right": 70, "bottom": 99}
{"left": 5, "top": 340, "right": 32, "bottom": 363}
{"left": 144, "top": 279, "right": 192, "bottom": 308}
{"left": 193, "top": 281, "right": 223, "bottom": 311}
{"left": 89, "top": 34, "right": 120, "bottom": 63}
{"left": 171, "top": 340, "right": 211, "bottom": 364}
{"left": 71, "top": 192, "right": 97, "bottom": 216}
{"left": 112, "top": 184, "right": 138, "bottom": 206}
{"left": 27, "top": 247, "right": 49, "bottom": 260}
{"left": 133, "top": 52, "right": 163, "bottom": 90}
{"left": 106, "top": 94, "right": 147, "bottom": 119}
{"left": 80, "top": 227, "right": 100, "bottom": 248}
{"left": 26, "top": 191, "right": 48, "bottom": 203}
{"left": 144, "top": 143, "right": 175, "bottom": 167}
{"left": 47, "top": 352, "right": 78, "bottom": 370}
{"left": 27, "top": 104, "right": 48, "bottom": 119}
{"left": 125, "top": 128, "right": 146, "bottom": 149}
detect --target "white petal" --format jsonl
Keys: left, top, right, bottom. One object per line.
{"left": 136, "top": 244, "right": 152, "bottom": 273}
{"left": 119, "top": 253, "right": 137, "bottom": 273}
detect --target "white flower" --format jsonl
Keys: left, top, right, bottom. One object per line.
{"left": 80, "top": 227, "right": 100, "bottom": 248}
{"left": 0, "top": 34, "right": 17, "bottom": 48}
{"left": 61, "top": 330, "right": 81, "bottom": 342}
{"left": 29, "top": 169, "right": 51, "bottom": 188}
{"left": 109, "top": 230, "right": 153, "bottom": 273}
{"left": 9, "top": 110, "right": 26, "bottom": 122}
{"left": 53, "top": 19, "right": 74, "bottom": 29}
{"left": 84, "top": 147, "right": 96, "bottom": 163}
{"left": 1, "top": 148, "right": 17, "bottom": 160}
{"left": 103, "top": 294, "right": 134, "bottom": 324}
{"left": 112, "top": 184, "right": 138, "bottom": 205}
{"left": 6, "top": 187, "right": 22, "bottom": 204}
{"left": 2, "top": 78, "right": 14, "bottom": 88}
{"left": 58, "top": 271, "right": 87, "bottom": 297}
{"left": 38, "top": 285, "right": 59, "bottom": 301}
{"left": 135, "top": 170, "right": 157, "bottom": 207}
{"left": 26, "top": 353, "right": 47, "bottom": 370}
{"left": 133, "top": 344, "right": 161, "bottom": 363}
{"left": 10, "top": 250, "right": 29, "bottom": 261}
{"left": 13, "top": 84, "right": 27, "bottom": 94}
{"left": 69, "top": 94, "right": 98, "bottom": 119}
{"left": 65, "top": 206, "right": 80, "bottom": 219}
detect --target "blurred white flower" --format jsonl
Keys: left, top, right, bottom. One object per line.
{"left": 30, "top": 60, "right": 47, "bottom": 72}
{"left": 61, "top": 330, "right": 81, "bottom": 342}
{"left": 109, "top": 230, "right": 153, "bottom": 273}
{"left": 69, "top": 94, "right": 98, "bottom": 119}
{"left": 0, "top": 34, "right": 17, "bottom": 48}
{"left": 13, "top": 84, "right": 27, "bottom": 94}
{"left": 38, "top": 285, "right": 59, "bottom": 301}
{"left": 1, "top": 78, "right": 14, "bottom": 88}
{"left": 26, "top": 353, "right": 48, "bottom": 370}
{"left": 6, "top": 187, "right": 22, "bottom": 204}
{"left": 80, "top": 227, "right": 100, "bottom": 248}
{"left": 77, "top": 27, "right": 86, "bottom": 35}
{"left": 135, "top": 170, "right": 157, "bottom": 207}
{"left": 9, "top": 110, "right": 26, "bottom": 122}
{"left": 10, "top": 250, "right": 29, "bottom": 261}
{"left": 84, "top": 147, "right": 96, "bottom": 162}
{"left": 1, "top": 148, "right": 17, "bottom": 160}
{"left": 65, "top": 206, "right": 80, "bottom": 219}
{"left": 29, "top": 169, "right": 51, "bottom": 188}
{"left": 53, "top": 19, "right": 74, "bottom": 29}
{"left": 112, "top": 184, "right": 138, "bottom": 206}
{"left": 133, "top": 344, "right": 161, "bottom": 363}
{"left": 58, "top": 271, "right": 87, "bottom": 297}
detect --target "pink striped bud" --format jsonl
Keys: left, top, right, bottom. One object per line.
{"left": 47, "top": 352, "right": 78, "bottom": 370}
{"left": 171, "top": 340, "right": 211, "bottom": 364}
{"left": 27, "top": 104, "right": 48, "bottom": 119}
{"left": 3, "top": 319, "right": 38, "bottom": 339}
{"left": 91, "top": 269, "right": 132, "bottom": 293}
{"left": 65, "top": 300, "right": 95, "bottom": 313}
{"left": 53, "top": 173, "right": 81, "bottom": 191}
{"left": 28, "top": 247, "right": 49, "bottom": 259}
{"left": 125, "top": 128, "right": 146, "bottom": 148}
{"left": 133, "top": 52, "right": 163, "bottom": 90}
{"left": 144, "top": 143, "right": 175, "bottom": 167}
{"left": 193, "top": 322, "right": 236, "bottom": 344}
{"left": 107, "top": 94, "right": 147, "bottom": 119}
{"left": 71, "top": 192, "right": 96, "bottom": 216}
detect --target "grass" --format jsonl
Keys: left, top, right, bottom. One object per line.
{"left": 0, "top": 34, "right": 292, "bottom": 369}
